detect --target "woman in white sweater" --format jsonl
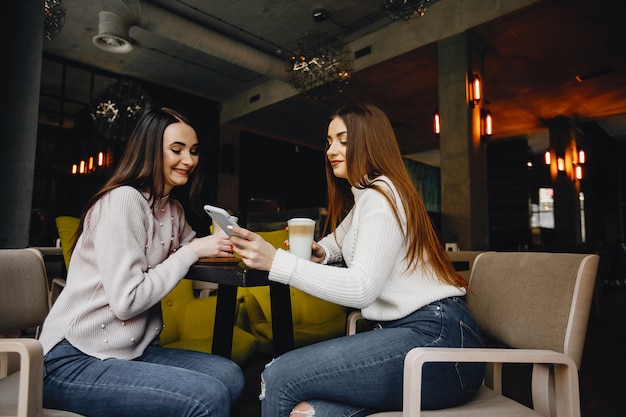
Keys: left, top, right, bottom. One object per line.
{"left": 230, "top": 103, "right": 485, "bottom": 417}
{"left": 39, "top": 107, "right": 244, "bottom": 417}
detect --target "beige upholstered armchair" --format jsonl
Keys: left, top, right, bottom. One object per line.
{"left": 347, "top": 251, "right": 599, "bottom": 417}
{"left": 0, "top": 248, "right": 85, "bottom": 417}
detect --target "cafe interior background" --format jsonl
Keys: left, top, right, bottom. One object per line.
{"left": 4, "top": 0, "right": 626, "bottom": 269}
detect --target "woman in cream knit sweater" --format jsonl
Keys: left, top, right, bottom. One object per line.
{"left": 231, "top": 103, "right": 485, "bottom": 417}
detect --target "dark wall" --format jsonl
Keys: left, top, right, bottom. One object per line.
{"left": 33, "top": 57, "right": 220, "bottom": 245}
{"left": 487, "top": 138, "right": 532, "bottom": 250}
{"left": 237, "top": 131, "right": 327, "bottom": 225}
{"left": 488, "top": 122, "right": 626, "bottom": 253}
{"left": 577, "top": 121, "right": 624, "bottom": 246}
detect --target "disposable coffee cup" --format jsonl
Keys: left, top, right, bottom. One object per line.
{"left": 287, "top": 218, "right": 316, "bottom": 260}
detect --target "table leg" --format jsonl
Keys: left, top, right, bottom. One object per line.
{"left": 212, "top": 284, "right": 238, "bottom": 358}
{"left": 269, "top": 282, "right": 294, "bottom": 356}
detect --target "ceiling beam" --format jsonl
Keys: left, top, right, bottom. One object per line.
{"left": 220, "top": 0, "right": 540, "bottom": 124}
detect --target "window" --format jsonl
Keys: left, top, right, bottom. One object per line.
{"left": 530, "top": 187, "right": 554, "bottom": 229}
{"left": 579, "top": 191, "right": 586, "bottom": 243}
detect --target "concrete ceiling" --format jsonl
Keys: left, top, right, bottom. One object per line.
{"left": 41, "top": 0, "right": 626, "bottom": 164}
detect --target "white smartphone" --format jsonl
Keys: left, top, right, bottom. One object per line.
{"left": 203, "top": 205, "right": 243, "bottom": 238}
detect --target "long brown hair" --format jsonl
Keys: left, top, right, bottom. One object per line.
{"left": 324, "top": 103, "right": 464, "bottom": 289}
{"left": 73, "top": 107, "right": 203, "bottom": 245}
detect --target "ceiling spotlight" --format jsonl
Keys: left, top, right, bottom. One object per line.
{"left": 312, "top": 8, "right": 329, "bottom": 22}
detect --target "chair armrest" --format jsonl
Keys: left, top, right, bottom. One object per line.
{"left": 49, "top": 277, "right": 66, "bottom": 306}
{"left": 0, "top": 338, "right": 44, "bottom": 416}
{"left": 346, "top": 310, "right": 363, "bottom": 335}
{"left": 346, "top": 310, "right": 378, "bottom": 335}
{"left": 400, "top": 347, "right": 580, "bottom": 417}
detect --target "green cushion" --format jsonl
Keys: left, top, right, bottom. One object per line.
{"left": 163, "top": 325, "right": 259, "bottom": 366}
{"left": 241, "top": 286, "right": 347, "bottom": 356}
{"left": 161, "top": 279, "right": 259, "bottom": 366}
{"left": 55, "top": 216, "right": 80, "bottom": 269}
{"left": 160, "top": 279, "right": 195, "bottom": 345}
{"left": 258, "top": 229, "right": 289, "bottom": 250}
{"left": 297, "top": 290, "right": 346, "bottom": 324}
{"left": 240, "top": 293, "right": 272, "bottom": 350}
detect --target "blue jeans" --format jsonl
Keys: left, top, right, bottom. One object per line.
{"left": 260, "top": 296, "right": 485, "bottom": 417}
{"left": 43, "top": 340, "right": 245, "bottom": 417}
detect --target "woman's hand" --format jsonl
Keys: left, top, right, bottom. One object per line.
{"left": 310, "top": 242, "right": 326, "bottom": 263}
{"left": 187, "top": 234, "right": 235, "bottom": 259}
{"left": 229, "top": 226, "right": 277, "bottom": 271}
{"left": 284, "top": 225, "right": 325, "bottom": 263}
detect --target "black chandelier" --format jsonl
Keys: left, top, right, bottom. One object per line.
{"left": 89, "top": 79, "right": 153, "bottom": 142}
{"left": 287, "top": 31, "right": 353, "bottom": 102}
{"left": 383, "top": 0, "right": 438, "bottom": 21}
{"left": 44, "top": 0, "right": 66, "bottom": 40}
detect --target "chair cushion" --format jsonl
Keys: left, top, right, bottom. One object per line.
{"left": 44, "top": 409, "right": 88, "bottom": 417}
{"left": 160, "top": 279, "right": 259, "bottom": 366}
{"left": 258, "top": 229, "right": 289, "bottom": 250}
{"left": 55, "top": 216, "right": 80, "bottom": 269}
{"left": 468, "top": 252, "right": 587, "bottom": 353}
{"left": 240, "top": 286, "right": 346, "bottom": 326}
{"left": 240, "top": 292, "right": 273, "bottom": 353}
{"left": 0, "top": 249, "right": 50, "bottom": 333}
{"left": 163, "top": 326, "right": 259, "bottom": 366}
{"left": 369, "top": 387, "right": 544, "bottom": 416}
{"left": 297, "top": 290, "right": 346, "bottom": 324}
{"left": 0, "top": 373, "right": 85, "bottom": 417}
{"left": 0, "top": 373, "right": 20, "bottom": 415}
{"left": 160, "top": 279, "right": 196, "bottom": 344}
{"left": 241, "top": 288, "right": 347, "bottom": 355}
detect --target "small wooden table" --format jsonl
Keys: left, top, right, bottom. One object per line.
{"left": 185, "top": 258, "right": 294, "bottom": 359}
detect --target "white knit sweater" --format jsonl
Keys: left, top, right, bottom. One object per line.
{"left": 269, "top": 176, "right": 465, "bottom": 322}
{"left": 39, "top": 186, "right": 199, "bottom": 359}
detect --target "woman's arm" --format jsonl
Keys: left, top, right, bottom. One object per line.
{"left": 88, "top": 188, "right": 199, "bottom": 319}
{"left": 231, "top": 189, "right": 406, "bottom": 309}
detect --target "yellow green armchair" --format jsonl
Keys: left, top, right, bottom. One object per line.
{"left": 237, "top": 229, "right": 348, "bottom": 356}
{"left": 238, "top": 286, "right": 347, "bottom": 356}
{"left": 55, "top": 215, "right": 80, "bottom": 270}
{"left": 160, "top": 279, "right": 259, "bottom": 366}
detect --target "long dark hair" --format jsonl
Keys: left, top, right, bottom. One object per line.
{"left": 73, "top": 106, "right": 203, "bottom": 243}
{"left": 324, "top": 103, "right": 465, "bottom": 289}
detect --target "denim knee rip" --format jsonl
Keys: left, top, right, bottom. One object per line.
{"left": 290, "top": 406, "right": 315, "bottom": 416}
{"left": 258, "top": 358, "right": 276, "bottom": 400}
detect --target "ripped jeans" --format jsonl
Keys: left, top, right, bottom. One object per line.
{"left": 259, "top": 296, "right": 485, "bottom": 417}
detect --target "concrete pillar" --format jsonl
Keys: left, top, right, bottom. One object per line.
{"left": 438, "top": 32, "right": 489, "bottom": 251}
{"left": 0, "top": 3, "right": 43, "bottom": 248}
